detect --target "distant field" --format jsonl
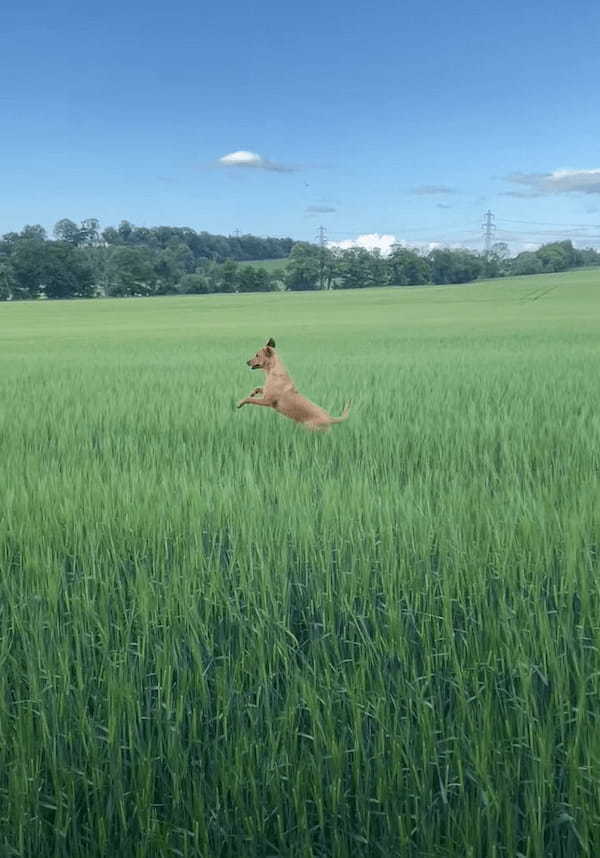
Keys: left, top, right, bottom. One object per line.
{"left": 1, "top": 268, "right": 600, "bottom": 857}
{"left": 238, "top": 257, "right": 289, "bottom": 273}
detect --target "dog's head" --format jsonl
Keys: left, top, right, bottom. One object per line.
{"left": 246, "top": 338, "right": 276, "bottom": 370}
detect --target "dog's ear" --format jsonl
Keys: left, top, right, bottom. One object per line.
{"left": 266, "top": 338, "right": 276, "bottom": 348}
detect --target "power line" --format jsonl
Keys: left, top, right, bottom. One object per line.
{"left": 497, "top": 217, "right": 600, "bottom": 228}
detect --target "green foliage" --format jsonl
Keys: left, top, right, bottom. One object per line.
{"left": 177, "top": 272, "right": 213, "bottom": 294}
{"left": 388, "top": 246, "right": 431, "bottom": 285}
{"left": 335, "top": 246, "right": 379, "bottom": 289}
{"left": 0, "top": 262, "right": 14, "bottom": 300}
{"left": 237, "top": 265, "right": 272, "bottom": 292}
{"left": 1, "top": 220, "right": 599, "bottom": 302}
{"left": 106, "top": 246, "right": 157, "bottom": 296}
{"left": 100, "top": 221, "right": 293, "bottom": 262}
{"left": 536, "top": 240, "right": 577, "bottom": 272}
{"left": 218, "top": 259, "right": 239, "bottom": 293}
{"left": 284, "top": 242, "right": 321, "bottom": 291}
{"left": 512, "top": 251, "right": 544, "bottom": 276}
{"left": 41, "top": 242, "right": 95, "bottom": 298}
{"left": 428, "top": 247, "right": 483, "bottom": 284}
{"left": 1, "top": 272, "right": 600, "bottom": 856}
{"left": 10, "top": 238, "right": 47, "bottom": 299}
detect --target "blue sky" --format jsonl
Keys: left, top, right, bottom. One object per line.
{"left": 1, "top": 0, "right": 600, "bottom": 252}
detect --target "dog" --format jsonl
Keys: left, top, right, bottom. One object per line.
{"left": 237, "top": 338, "right": 351, "bottom": 431}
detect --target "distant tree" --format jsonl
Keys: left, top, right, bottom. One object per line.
{"left": 237, "top": 266, "right": 272, "bottom": 292}
{"left": 154, "top": 243, "right": 195, "bottom": 293}
{"left": 20, "top": 224, "right": 47, "bottom": 241}
{"left": 106, "top": 246, "right": 157, "bottom": 296}
{"left": 117, "top": 220, "right": 134, "bottom": 244}
{"left": 284, "top": 243, "right": 321, "bottom": 291}
{"left": 10, "top": 238, "right": 46, "bottom": 299}
{"left": 218, "top": 259, "right": 239, "bottom": 293}
{"left": 54, "top": 218, "right": 81, "bottom": 245}
{"left": 335, "top": 247, "right": 377, "bottom": 289}
{"left": 1, "top": 232, "right": 20, "bottom": 248}
{"left": 575, "top": 247, "right": 600, "bottom": 267}
{"left": 0, "top": 262, "right": 15, "bottom": 300}
{"left": 80, "top": 218, "right": 100, "bottom": 246}
{"left": 102, "top": 226, "right": 120, "bottom": 245}
{"left": 178, "top": 272, "right": 213, "bottom": 294}
{"left": 41, "top": 242, "right": 95, "bottom": 298}
{"left": 511, "top": 252, "right": 543, "bottom": 276}
{"left": 428, "top": 248, "right": 482, "bottom": 284}
{"left": 82, "top": 245, "right": 111, "bottom": 295}
{"left": 483, "top": 242, "right": 510, "bottom": 278}
{"left": 388, "top": 246, "right": 431, "bottom": 285}
{"left": 535, "top": 240, "right": 575, "bottom": 272}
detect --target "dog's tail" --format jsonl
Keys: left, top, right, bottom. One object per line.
{"left": 330, "top": 400, "right": 351, "bottom": 424}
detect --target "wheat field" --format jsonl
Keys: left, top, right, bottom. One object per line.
{"left": 1, "top": 270, "right": 600, "bottom": 857}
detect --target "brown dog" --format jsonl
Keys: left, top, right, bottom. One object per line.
{"left": 237, "top": 338, "right": 351, "bottom": 431}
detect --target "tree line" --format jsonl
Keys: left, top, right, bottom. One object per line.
{"left": 0, "top": 219, "right": 598, "bottom": 301}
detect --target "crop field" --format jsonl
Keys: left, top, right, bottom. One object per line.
{"left": 239, "top": 257, "right": 289, "bottom": 273}
{"left": 1, "top": 269, "right": 600, "bottom": 857}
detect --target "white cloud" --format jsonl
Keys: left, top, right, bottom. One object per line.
{"left": 327, "top": 234, "right": 472, "bottom": 255}
{"left": 217, "top": 150, "right": 295, "bottom": 173}
{"left": 504, "top": 168, "right": 600, "bottom": 196}
{"left": 327, "top": 233, "right": 398, "bottom": 255}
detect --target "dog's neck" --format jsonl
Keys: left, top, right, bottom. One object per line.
{"left": 264, "top": 354, "right": 290, "bottom": 380}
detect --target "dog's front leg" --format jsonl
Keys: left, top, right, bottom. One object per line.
{"left": 237, "top": 396, "right": 273, "bottom": 409}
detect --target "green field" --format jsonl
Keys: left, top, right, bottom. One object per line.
{"left": 239, "top": 257, "right": 289, "bottom": 273}
{"left": 1, "top": 269, "right": 600, "bottom": 857}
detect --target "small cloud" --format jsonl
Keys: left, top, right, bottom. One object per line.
{"left": 411, "top": 184, "right": 456, "bottom": 195}
{"left": 305, "top": 205, "right": 336, "bottom": 213}
{"left": 217, "top": 149, "right": 296, "bottom": 173}
{"left": 436, "top": 203, "right": 452, "bottom": 209}
{"left": 505, "top": 168, "right": 600, "bottom": 196}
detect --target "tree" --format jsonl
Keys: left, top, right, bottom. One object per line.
{"left": 10, "top": 238, "right": 47, "bottom": 299}
{"left": 335, "top": 247, "right": 377, "bottom": 289}
{"left": 284, "top": 243, "right": 321, "bottom": 291}
{"left": 178, "top": 273, "right": 213, "bottom": 294}
{"left": 79, "top": 218, "right": 100, "bottom": 246}
{"left": 388, "top": 246, "right": 431, "bottom": 285}
{"left": 237, "top": 266, "right": 273, "bottom": 292}
{"left": 154, "top": 243, "right": 195, "bottom": 293}
{"left": 575, "top": 247, "right": 600, "bottom": 267}
{"left": 428, "top": 248, "right": 482, "bottom": 284}
{"left": 511, "top": 252, "right": 543, "bottom": 276}
{"left": 0, "top": 262, "right": 15, "bottom": 300}
{"left": 20, "top": 224, "right": 47, "bottom": 241}
{"left": 41, "top": 243, "right": 95, "bottom": 298}
{"left": 54, "top": 219, "right": 82, "bottom": 245}
{"left": 483, "top": 242, "right": 510, "bottom": 279}
{"left": 106, "top": 246, "right": 157, "bottom": 296}
{"left": 218, "top": 260, "right": 239, "bottom": 293}
{"left": 117, "top": 220, "right": 134, "bottom": 244}
{"left": 535, "top": 240, "right": 575, "bottom": 272}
